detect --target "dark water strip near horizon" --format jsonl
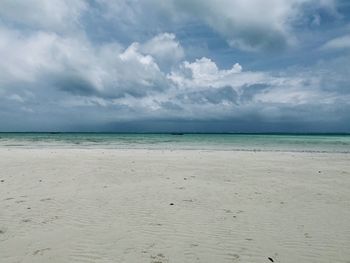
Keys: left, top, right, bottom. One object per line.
{"left": 0, "top": 133, "right": 350, "bottom": 153}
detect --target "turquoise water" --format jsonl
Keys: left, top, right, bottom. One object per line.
{"left": 0, "top": 133, "right": 349, "bottom": 152}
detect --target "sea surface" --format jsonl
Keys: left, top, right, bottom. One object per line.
{"left": 0, "top": 133, "right": 349, "bottom": 153}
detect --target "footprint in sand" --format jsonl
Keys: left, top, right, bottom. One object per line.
{"left": 33, "top": 248, "right": 51, "bottom": 256}
{"left": 150, "top": 253, "right": 168, "bottom": 263}
{"left": 227, "top": 253, "right": 240, "bottom": 261}
{"left": 304, "top": 233, "right": 312, "bottom": 238}
{"left": 40, "top": 198, "right": 52, "bottom": 202}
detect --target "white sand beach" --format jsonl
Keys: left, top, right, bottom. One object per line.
{"left": 0, "top": 148, "right": 349, "bottom": 263}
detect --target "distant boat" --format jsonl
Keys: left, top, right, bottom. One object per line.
{"left": 171, "top": 133, "right": 184, "bottom": 135}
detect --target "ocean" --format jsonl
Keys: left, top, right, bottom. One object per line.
{"left": 0, "top": 133, "right": 349, "bottom": 153}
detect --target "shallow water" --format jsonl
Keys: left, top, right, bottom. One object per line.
{"left": 0, "top": 133, "right": 350, "bottom": 152}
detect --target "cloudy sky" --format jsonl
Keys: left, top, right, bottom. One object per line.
{"left": 0, "top": 0, "right": 350, "bottom": 132}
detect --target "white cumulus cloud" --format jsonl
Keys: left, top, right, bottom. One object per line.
{"left": 140, "top": 33, "right": 185, "bottom": 70}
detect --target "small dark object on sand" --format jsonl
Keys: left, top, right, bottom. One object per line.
{"left": 318, "top": 171, "right": 321, "bottom": 173}
{"left": 0, "top": 180, "right": 4, "bottom": 182}
{"left": 27, "top": 207, "right": 31, "bottom": 210}
{"left": 268, "top": 257, "right": 274, "bottom": 262}
{"left": 170, "top": 203, "right": 174, "bottom": 206}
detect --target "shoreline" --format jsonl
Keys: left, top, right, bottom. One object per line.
{"left": 1, "top": 146, "right": 350, "bottom": 154}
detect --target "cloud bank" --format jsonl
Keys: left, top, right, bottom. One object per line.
{"left": 0, "top": 0, "right": 349, "bottom": 132}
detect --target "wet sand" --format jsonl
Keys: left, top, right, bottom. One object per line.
{"left": 0, "top": 148, "right": 349, "bottom": 263}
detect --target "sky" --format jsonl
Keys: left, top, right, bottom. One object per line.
{"left": 0, "top": 0, "right": 350, "bottom": 132}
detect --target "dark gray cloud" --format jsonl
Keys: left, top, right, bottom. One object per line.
{"left": 240, "top": 84, "right": 270, "bottom": 103}
{"left": 54, "top": 73, "right": 98, "bottom": 96}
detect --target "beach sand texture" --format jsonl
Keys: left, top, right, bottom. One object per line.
{"left": 0, "top": 149, "right": 349, "bottom": 263}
